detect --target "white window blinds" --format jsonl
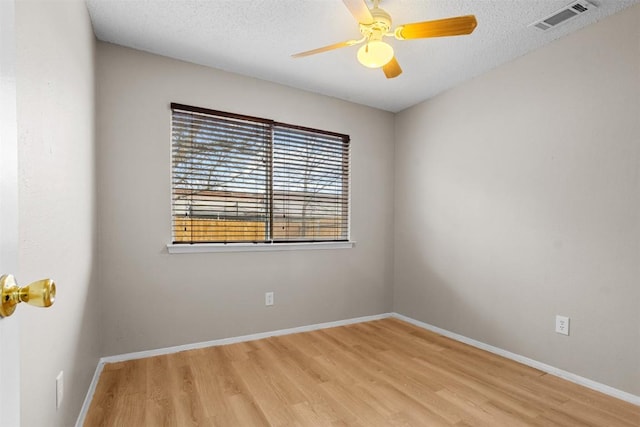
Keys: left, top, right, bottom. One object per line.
{"left": 171, "top": 103, "right": 350, "bottom": 244}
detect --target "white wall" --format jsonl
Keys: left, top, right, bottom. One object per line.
{"left": 16, "top": 0, "right": 99, "bottom": 425}
{"left": 394, "top": 4, "right": 640, "bottom": 395}
{"left": 96, "top": 43, "right": 395, "bottom": 356}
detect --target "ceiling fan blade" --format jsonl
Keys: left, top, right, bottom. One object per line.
{"left": 291, "top": 39, "right": 362, "bottom": 58}
{"left": 395, "top": 15, "right": 477, "bottom": 40}
{"left": 342, "top": 0, "right": 374, "bottom": 24}
{"left": 382, "top": 57, "right": 402, "bottom": 79}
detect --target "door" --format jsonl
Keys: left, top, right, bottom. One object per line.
{"left": 0, "top": 0, "right": 21, "bottom": 425}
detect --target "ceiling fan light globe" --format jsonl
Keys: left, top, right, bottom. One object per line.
{"left": 357, "top": 41, "right": 394, "bottom": 68}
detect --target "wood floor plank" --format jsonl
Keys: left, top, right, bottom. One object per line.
{"left": 84, "top": 318, "right": 640, "bottom": 426}
{"left": 539, "top": 372, "right": 640, "bottom": 424}
{"left": 223, "top": 393, "right": 270, "bottom": 426}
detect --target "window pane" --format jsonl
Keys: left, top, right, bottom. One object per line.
{"left": 170, "top": 104, "right": 350, "bottom": 245}
{"left": 273, "top": 126, "right": 349, "bottom": 242}
{"left": 172, "top": 109, "right": 270, "bottom": 243}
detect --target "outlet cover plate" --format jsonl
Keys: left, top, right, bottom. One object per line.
{"left": 265, "top": 291, "right": 274, "bottom": 306}
{"left": 56, "top": 371, "right": 64, "bottom": 409}
{"left": 555, "top": 315, "right": 570, "bottom": 336}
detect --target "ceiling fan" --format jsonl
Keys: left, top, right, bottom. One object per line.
{"left": 292, "top": 0, "right": 477, "bottom": 79}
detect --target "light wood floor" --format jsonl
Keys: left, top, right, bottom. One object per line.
{"left": 84, "top": 318, "right": 639, "bottom": 426}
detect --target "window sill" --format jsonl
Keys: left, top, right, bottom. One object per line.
{"left": 166, "top": 241, "right": 355, "bottom": 254}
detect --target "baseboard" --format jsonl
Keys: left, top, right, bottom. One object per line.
{"left": 391, "top": 312, "right": 640, "bottom": 407}
{"left": 75, "top": 312, "right": 392, "bottom": 425}
{"left": 75, "top": 360, "right": 105, "bottom": 427}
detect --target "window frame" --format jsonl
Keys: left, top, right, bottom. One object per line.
{"left": 167, "top": 103, "right": 353, "bottom": 253}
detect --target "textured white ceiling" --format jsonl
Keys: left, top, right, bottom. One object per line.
{"left": 86, "top": 0, "right": 638, "bottom": 112}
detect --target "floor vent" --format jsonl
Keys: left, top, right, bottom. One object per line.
{"left": 530, "top": 1, "right": 596, "bottom": 31}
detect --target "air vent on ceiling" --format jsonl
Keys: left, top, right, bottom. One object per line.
{"left": 530, "top": 1, "right": 597, "bottom": 31}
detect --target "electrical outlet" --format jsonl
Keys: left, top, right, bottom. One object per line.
{"left": 265, "top": 291, "right": 274, "bottom": 306}
{"left": 555, "top": 315, "right": 570, "bottom": 336}
{"left": 56, "top": 371, "right": 64, "bottom": 409}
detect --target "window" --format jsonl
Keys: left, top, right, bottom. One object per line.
{"left": 171, "top": 103, "right": 350, "bottom": 244}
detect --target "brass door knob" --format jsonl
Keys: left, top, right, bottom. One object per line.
{"left": 0, "top": 274, "right": 56, "bottom": 318}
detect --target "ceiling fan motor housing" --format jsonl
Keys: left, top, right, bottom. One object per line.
{"left": 359, "top": 7, "right": 392, "bottom": 41}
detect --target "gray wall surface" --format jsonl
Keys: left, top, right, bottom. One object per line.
{"left": 393, "top": 5, "right": 640, "bottom": 395}
{"left": 96, "top": 43, "right": 396, "bottom": 356}
{"left": 16, "top": 0, "right": 100, "bottom": 425}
